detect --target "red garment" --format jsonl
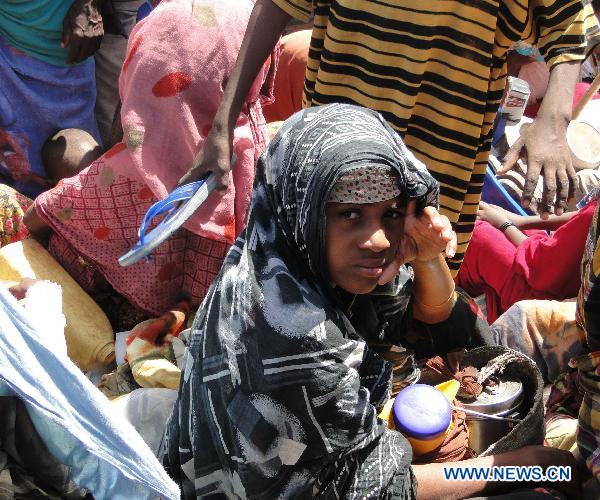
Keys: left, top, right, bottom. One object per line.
{"left": 457, "top": 200, "right": 597, "bottom": 323}
{"left": 262, "top": 30, "right": 310, "bottom": 123}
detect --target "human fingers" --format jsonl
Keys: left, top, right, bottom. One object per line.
{"left": 179, "top": 139, "right": 232, "bottom": 191}
{"left": 378, "top": 235, "right": 418, "bottom": 285}
{"left": 445, "top": 229, "right": 457, "bottom": 258}
{"left": 567, "top": 162, "right": 576, "bottom": 202}
{"left": 77, "top": 17, "right": 103, "bottom": 61}
{"left": 213, "top": 169, "right": 231, "bottom": 193}
{"left": 521, "top": 156, "right": 542, "bottom": 210}
{"left": 539, "top": 160, "right": 558, "bottom": 219}
{"left": 429, "top": 213, "right": 456, "bottom": 257}
{"left": 408, "top": 218, "right": 453, "bottom": 262}
{"left": 73, "top": 34, "right": 90, "bottom": 64}
{"left": 178, "top": 164, "right": 228, "bottom": 191}
{"left": 178, "top": 149, "right": 208, "bottom": 187}
{"left": 420, "top": 209, "right": 453, "bottom": 244}
{"left": 555, "top": 164, "right": 570, "bottom": 216}
{"left": 419, "top": 206, "right": 446, "bottom": 231}
{"left": 76, "top": 29, "right": 102, "bottom": 63}
{"left": 439, "top": 215, "right": 454, "bottom": 243}
{"left": 407, "top": 214, "right": 453, "bottom": 256}
{"left": 404, "top": 200, "right": 417, "bottom": 217}
{"left": 177, "top": 167, "right": 206, "bottom": 188}
{"left": 377, "top": 258, "right": 402, "bottom": 286}
{"left": 487, "top": 203, "right": 508, "bottom": 215}
{"left": 66, "top": 25, "right": 85, "bottom": 64}
{"left": 497, "top": 136, "right": 524, "bottom": 174}
{"left": 8, "top": 284, "right": 27, "bottom": 300}
{"left": 8, "top": 278, "right": 40, "bottom": 300}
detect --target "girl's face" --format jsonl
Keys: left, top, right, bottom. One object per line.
{"left": 325, "top": 197, "right": 406, "bottom": 294}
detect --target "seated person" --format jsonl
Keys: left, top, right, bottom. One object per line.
{"left": 23, "top": 0, "right": 276, "bottom": 328}
{"left": 23, "top": 128, "right": 103, "bottom": 240}
{"left": 42, "top": 128, "right": 103, "bottom": 184}
{"left": 574, "top": 186, "right": 600, "bottom": 486}
{"left": 0, "top": 0, "right": 103, "bottom": 197}
{"left": 162, "top": 104, "right": 577, "bottom": 499}
{"left": 457, "top": 199, "right": 598, "bottom": 323}
{"left": 492, "top": 188, "right": 600, "bottom": 494}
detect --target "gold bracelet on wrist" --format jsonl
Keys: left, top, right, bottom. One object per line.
{"left": 414, "top": 286, "right": 456, "bottom": 310}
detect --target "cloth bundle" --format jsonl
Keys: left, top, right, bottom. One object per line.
{"left": 0, "top": 287, "right": 179, "bottom": 499}
{"left": 422, "top": 350, "right": 483, "bottom": 400}
{"left": 125, "top": 300, "right": 190, "bottom": 390}
{"left": 99, "top": 301, "right": 191, "bottom": 398}
{"left": 491, "top": 299, "right": 585, "bottom": 384}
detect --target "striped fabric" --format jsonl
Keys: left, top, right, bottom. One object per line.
{"left": 272, "top": 0, "right": 600, "bottom": 273}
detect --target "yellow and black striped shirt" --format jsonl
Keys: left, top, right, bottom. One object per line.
{"left": 272, "top": 0, "right": 600, "bottom": 273}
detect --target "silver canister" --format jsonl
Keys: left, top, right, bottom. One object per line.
{"left": 460, "top": 376, "right": 524, "bottom": 455}
{"left": 503, "top": 77, "right": 531, "bottom": 125}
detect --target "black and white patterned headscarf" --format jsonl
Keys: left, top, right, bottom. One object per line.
{"left": 163, "top": 104, "right": 439, "bottom": 499}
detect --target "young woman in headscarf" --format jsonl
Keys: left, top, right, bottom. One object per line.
{"left": 162, "top": 104, "right": 577, "bottom": 499}
{"left": 25, "top": 0, "right": 276, "bottom": 327}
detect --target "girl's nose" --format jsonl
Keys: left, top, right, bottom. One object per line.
{"left": 359, "top": 226, "right": 390, "bottom": 252}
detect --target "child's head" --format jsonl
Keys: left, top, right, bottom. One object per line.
{"left": 325, "top": 167, "right": 406, "bottom": 294}
{"left": 42, "top": 129, "right": 102, "bottom": 184}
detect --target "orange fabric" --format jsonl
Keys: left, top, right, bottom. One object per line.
{"left": 263, "top": 30, "right": 311, "bottom": 123}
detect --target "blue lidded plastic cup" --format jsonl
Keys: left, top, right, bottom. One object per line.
{"left": 392, "top": 384, "right": 452, "bottom": 457}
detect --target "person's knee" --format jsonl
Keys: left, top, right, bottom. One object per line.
{"left": 42, "top": 128, "right": 102, "bottom": 184}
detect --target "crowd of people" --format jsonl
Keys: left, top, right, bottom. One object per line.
{"left": 1, "top": 0, "right": 600, "bottom": 498}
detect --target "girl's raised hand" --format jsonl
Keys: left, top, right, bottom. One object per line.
{"left": 378, "top": 202, "right": 456, "bottom": 285}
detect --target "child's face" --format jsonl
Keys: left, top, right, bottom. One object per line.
{"left": 325, "top": 197, "right": 406, "bottom": 294}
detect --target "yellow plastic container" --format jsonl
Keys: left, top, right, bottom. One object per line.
{"left": 379, "top": 380, "right": 460, "bottom": 457}
{"left": 0, "top": 239, "right": 115, "bottom": 370}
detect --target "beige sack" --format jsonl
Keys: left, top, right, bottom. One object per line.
{"left": 0, "top": 239, "right": 114, "bottom": 370}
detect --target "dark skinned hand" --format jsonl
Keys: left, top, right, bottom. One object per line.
{"left": 62, "top": 0, "right": 104, "bottom": 65}
{"left": 178, "top": 126, "right": 233, "bottom": 192}
{"left": 497, "top": 118, "right": 575, "bottom": 219}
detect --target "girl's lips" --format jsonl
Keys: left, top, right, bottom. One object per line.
{"left": 354, "top": 265, "right": 384, "bottom": 278}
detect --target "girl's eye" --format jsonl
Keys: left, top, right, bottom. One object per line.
{"left": 340, "top": 210, "right": 360, "bottom": 220}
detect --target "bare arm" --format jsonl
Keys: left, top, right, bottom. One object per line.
{"left": 512, "top": 211, "right": 577, "bottom": 231}
{"left": 179, "top": 0, "right": 291, "bottom": 190}
{"left": 502, "top": 224, "right": 528, "bottom": 246}
{"left": 414, "top": 445, "right": 580, "bottom": 500}
{"left": 104, "top": 99, "right": 123, "bottom": 152}
{"left": 477, "top": 203, "right": 528, "bottom": 246}
{"left": 479, "top": 201, "right": 577, "bottom": 234}
{"left": 412, "top": 255, "right": 455, "bottom": 324}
